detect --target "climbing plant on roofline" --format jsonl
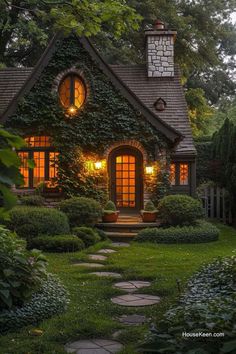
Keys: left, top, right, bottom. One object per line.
{"left": 5, "top": 35, "right": 170, "bottom": 205}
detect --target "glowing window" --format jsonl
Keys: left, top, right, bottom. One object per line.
{"left": 116, "top": 155, "right": 136, "bottom": 208}
{"left": 17, "top": 136, "right": 58, "bottom": 189}
{"left": 180, "top": 163, "right": 189, "bottom": 185}
{"left": 59, "top": 74, "right": 86, "bottom": 109}
{"left": 24, "top": 136, "right": 51, "bottom": 147}
{"left": 170, "top": 163, "right": 176, "bottom": 185}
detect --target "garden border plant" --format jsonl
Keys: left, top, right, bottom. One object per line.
{"left": 135, "top": 220, "right": 219, "bottom": 244}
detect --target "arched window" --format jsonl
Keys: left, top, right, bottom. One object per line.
{"left": 59, "top": 74, "right": 86, "bottom": 111}
{"left": 17, "top": 136, "right": 59, "bottom": 188}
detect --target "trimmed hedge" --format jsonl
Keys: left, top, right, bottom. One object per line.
{"left": 135, "top": 221, "right": 219, "bottom": 244}
{"left": 158, "top": 194, "right": 204, "bottom": 226}
{"left": 29, "top": 235, "right": 85, "bottom": 252}
{"left": 8, "top": 206, "right": 70, "bottom": 241}
{"left": 0, "top": 275, "right": 69, "bottom": 333}
{"left": 72, "top": 227, "right": 101, "bottom": 247}
{"left": 20, "top": 195, "right": 45, "bottom": 206}
{"left": 59, "top": 197, "right": 102, "bottom": 227}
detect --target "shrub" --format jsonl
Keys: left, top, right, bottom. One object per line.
{"left": 158, "top": 194, "right": 204, "bottom": 226}
{"left": 0, "top": 275, "right": 69, "bottom": 333}
{"left": 95, "top": 228, "right": 108, "bottom": 241}
{"left": 104, "top": 200, "right": 116, "bottom": 211}
{"left": 143, "top": 200, "right": 157, "bottom": 212}
{"left": 135, "top": 221, "right": 219, "bottom": 244}
{"left": 20, "top": 195, "right": 45, "bottom": 206}
{"left": 72, "top": 226, "right": 101, "bottom": 247}
{"left": 8, "top": 206, "right": 70, "bottom": 241}
{"left": 29, "top": 235, "right": 85, "bottom": 252}
{"left": 0, "top": 225, "right": 47, "bottom": 310}
{"left": 59, "top": 197, "right": 102, "bottom": 227}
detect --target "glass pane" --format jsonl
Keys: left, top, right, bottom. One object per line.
{"left": 33, "top": 152, "right": 45, "bottom": 187}
{"left": 74, "top": 77, "right": 86, "bottom": 108}
{"left": 123, "top": 156, "right": 129, "bottom": 163}
{"left": 59, "top": 76, "right": 71, "bottom": 108}
{"left": 180, "top": 163, "right": 189, "bottom": 185}
{"left": 49, "top": 152, "right": 59, "bottom": 187}
{"left": 18, "top": 152, "right": 29, "bottom": 187}
{"left": 116, "top": 156, "right": 122, "bottom": 163}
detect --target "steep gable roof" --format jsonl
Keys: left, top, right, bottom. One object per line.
{"left": 0, "top": 34, "right": 189, "bottom": 148}
{"left": 111, "top": 64, "right": 196, "bottom": 155}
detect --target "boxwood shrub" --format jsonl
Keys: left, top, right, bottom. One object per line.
{"left": 158, "top": 194, "right": 204, "bottom": 226}
{"left": 8, "top": 206, "right": 70, "bottom": 241}
{"left": 72, "top": 227, "right": 101, "bottom": 247}
{"left": 29, "top": 235, "right": 85, "bottom": 252}
{"left": 20, "top": 195, "right": 45, "bottom": 206}
{"left": 0, "top": 275, "right": 69, "bottom": 333}
{"left": 59, "top": 197, "right": 102, "bottom": 227}
{"left": 135, "top": 221, "right": 219, "bottom": 244}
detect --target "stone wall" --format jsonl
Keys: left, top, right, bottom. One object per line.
{"left": 146, "top": 30, "right": 176, "bottom": 78}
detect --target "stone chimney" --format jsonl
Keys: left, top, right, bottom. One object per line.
{"left": 145, "top": 20, "right": 176, "bottom": 78}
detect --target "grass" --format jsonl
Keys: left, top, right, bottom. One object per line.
{"left": 0, "top": 223, "right": 236, "bottom": 354}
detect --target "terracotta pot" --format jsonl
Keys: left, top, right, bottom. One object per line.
{"left": 102, "top": 211, "right": 119, "bottom": 223}
{"left": 141, "top": 211, "right": 157, "bottom": 222}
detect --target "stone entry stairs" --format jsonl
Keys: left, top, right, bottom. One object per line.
{"left": 97, "top": 214, "right": 160, "bottom": 241}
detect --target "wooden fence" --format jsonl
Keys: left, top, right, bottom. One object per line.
{"left": 199, "top": 186, "right": 232, "bottom": 224}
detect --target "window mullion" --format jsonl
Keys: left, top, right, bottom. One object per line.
{"left": 70, "top": 76, "right": 74, "bottom": 105}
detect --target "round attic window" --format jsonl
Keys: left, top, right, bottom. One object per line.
{"left": 59, "top": 74, "right": 86, "bottom": 112}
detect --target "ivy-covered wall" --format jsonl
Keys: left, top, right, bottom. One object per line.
{"left": 5, "top": 35, "right": 170, "bottom": 204}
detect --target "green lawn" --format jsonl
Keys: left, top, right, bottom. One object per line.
{"left": 0, "top": 223, "right": 236, "bottom": 354}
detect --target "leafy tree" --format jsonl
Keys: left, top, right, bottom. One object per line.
{"left": 212, "top": 119, "right": 236, "bottom": 224}
{"left": 185, "top": 88, "right": 214, "bottom": 137}
{"left": 0, "top": 0, "right": 141, "bottom": 66}
{"left": 0, "top": 127, "right": 25, "bottom": 217}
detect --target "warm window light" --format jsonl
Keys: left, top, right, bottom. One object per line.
{"left": 94, "top": 161, "right": 102, "bottom": 170}
{"left": 145, "top": 166, "right": 154, "bottom": 174}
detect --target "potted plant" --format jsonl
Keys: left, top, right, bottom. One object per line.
{"left": 102, "top": 200, "right": 119, "bottom": 223}
{"left": 141, "top": 200, "right": 158, "bottom": 222}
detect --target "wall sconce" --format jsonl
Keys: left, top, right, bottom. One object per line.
{"left": 145, "top": 166, "right": 154, "bottom": 175}
{"left": 94, "top": 161, "right": 102, "bottom": 170}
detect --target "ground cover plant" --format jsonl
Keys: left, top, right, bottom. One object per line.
{"left": 140, "top": 256, "right": 236, "bottom": 353}
{"left": 0, "top": 225, "right": 69, "bottom": 333}
{"left": 0, "top": 223, "right": 235, "bottom": 353}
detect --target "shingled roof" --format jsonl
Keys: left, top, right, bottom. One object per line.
{"left": 111, "top": 64, "right": 195, "bottom": 155}
{"left": 0, "top": 35, "right": 195, "bottom": 155}
{"left": 0, "top": 68, "right": 32, "bottom": 116}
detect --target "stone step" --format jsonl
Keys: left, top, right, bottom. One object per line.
{"left": 104, "top": 231, "right": 137, "bottom": 241}
{"left": 97, "top": 222, "right": 160, "bottom": 233}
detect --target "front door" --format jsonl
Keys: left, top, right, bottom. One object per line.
{"left": 109, "top": 146, "right": 143, "bottom": 214}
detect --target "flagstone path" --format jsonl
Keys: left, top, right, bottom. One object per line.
{"left": 65, "top": 242, "right": 161, "bottom": 353}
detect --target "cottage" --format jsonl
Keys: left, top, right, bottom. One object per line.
{"left": 0, "top": 21, "right": 196, "bottom": 214}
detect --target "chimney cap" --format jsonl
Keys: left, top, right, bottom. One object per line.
{"left": 153, "top": 19, "right": 165, "bottom": 30}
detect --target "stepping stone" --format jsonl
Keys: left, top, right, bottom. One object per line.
{"left": 111, "top": 242, "right": 130, "bottom": 247}
{"left": 118, "top": 314, "right": 147, "bottom": 326}
{"left": 98, "top": 249, "right": 117, "bottom": 254}
{"left": 113, "top": 280, "right": 151, "bottom": 293}
{"left": 65, "top": 339, "right": 123, "bottom": 353}
{"left": 88, "top": 254, "right": 107, "bottom": 261}
{"left": 73, "top": 263, "right": 104, "bottom": 268}
{"left": 111, "top": 294, "right": 160, "bottom": 307}
{"left": 91, "top": 272, "right": 122, "bottom": 278}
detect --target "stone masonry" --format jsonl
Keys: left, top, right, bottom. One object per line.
{"left": 145, "top": 30, "right": 176, "bottom": 78}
